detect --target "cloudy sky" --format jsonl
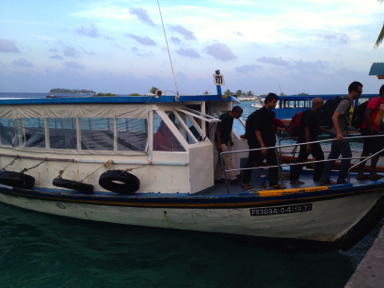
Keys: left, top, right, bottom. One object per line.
{"left": 1, "top": 0, "right": 384, "bottom": 95}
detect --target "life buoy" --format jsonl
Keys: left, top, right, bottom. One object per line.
{"left": 53, "top": 177, "right": 94, "bottom": 194}
{"left": 0, "top": 171, "right": 35, "bottom": 189}
{"left": 99, "top": 170, "right": 140, "bottom": 194}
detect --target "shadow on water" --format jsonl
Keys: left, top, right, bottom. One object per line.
{"left": 0, "top": 203, "right": 382, "bottom": 288}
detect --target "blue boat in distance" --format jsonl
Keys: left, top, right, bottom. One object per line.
{"left": 275, "top": 94, "right": 378, "bottom": 120}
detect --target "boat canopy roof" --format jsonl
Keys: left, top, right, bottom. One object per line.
{"left": 0, "top": 94, "right": 239, "bottom": 106}
{"left": 278, "top": 94, "right": 377, "bottom": 101}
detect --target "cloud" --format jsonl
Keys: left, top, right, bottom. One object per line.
{"left": 50, "top": 55, "right": 63, "bottom": 59}
{"left": 169, "top": 25, "right": 196, "bottom": 40}
{"left": 292, "top": 59, "right": 329, "bottom": 71}
{"left": 176, "top": 48, "right": 200, "bottom": 58}
{"left": 235, "top": 64, "right": 262, "bottom": 74}
{"left": 257, "top": 56, "right": 291, "bottom": 66}
{"left": 75, "top": 25, "right": 100, "bottom": 38}
{"left": 132, "top": 47, "right": 138, "bottom": 52}
{"left": 129, "top": 7, "right": 157, "bottom": 27}
{"left": 65, "top": 61, "right": 85, "bottom": 69}
{"left": 126, "top": 34, "right": 156, "bottom": 45}
{"left": 12, "top": 58, "right": 34, "bottom": 67}
{"left": 232, "top": 31, "right": 244, "bottom": 37}
{"left": 0, "top": 39, "right": 20, "bottom": 53}
{"left": 317, "top": 33, "right": 350, "bottom": 44}
{"left": 170, "top": 37, "right": 182, "bottom": 45}
{"left": 63, "top": 46, "right": 79, "bottom": 58}
{"left": 203, "top": 43, "right": 236, "bottom": 61}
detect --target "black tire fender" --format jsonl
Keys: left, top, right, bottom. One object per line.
{"left": 99, "top": 170, "right": 140, "bottom": 194}
{"left": 53, "top": 177, "right": 94, "bottom": 194}
{"left": 0, "top": 171, "right": 35, "bottom": 189}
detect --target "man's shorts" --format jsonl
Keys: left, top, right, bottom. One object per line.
{"left": 361, "top": 128, "right": 384, "bottom": 154}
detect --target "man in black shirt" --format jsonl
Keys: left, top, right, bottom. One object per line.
{"left": 215, "top": 106, "right": 243, "bottom": 184}
{"left": 290, "top": 98, "right": 329, "bottom": 184}
{"left": 242, "top": 93, "right": 282, "bottom": 189}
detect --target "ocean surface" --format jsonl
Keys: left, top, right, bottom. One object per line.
{"left": 0, "top": 92, "right": 383, "bottom": 288}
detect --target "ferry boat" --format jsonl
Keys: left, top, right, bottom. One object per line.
{"left": 275, "top": 94, "right": 378, "bottom": 120}
{"left": 0, "top": 76, "right": 383, "bottom": 251}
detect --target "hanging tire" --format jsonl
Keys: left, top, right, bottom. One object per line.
{"left": 99, "top": 170, "right": 140, "bottom": 194}
{"left": 53, "top": 177, "right": 94, "bottom": 194}
{"left": 0, "top": 171, "right": 35, "bottom": 189}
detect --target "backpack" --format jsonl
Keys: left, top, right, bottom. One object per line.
{"left": 316, "top": 96, "right": 350, "bottom": 128}
{"left": 245, "top": 111, "right": 257, "bottom": 140}
{"left": 288, "top": 111, "right": 305, "bottom": 137}
{"left": 351, "top": 97, "right": 381, "bottom": 129}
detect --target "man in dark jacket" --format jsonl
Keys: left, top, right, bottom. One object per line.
{"left": 242, "top": 93, "right": 283, "bottom": 189}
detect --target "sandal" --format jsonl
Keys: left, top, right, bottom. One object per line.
{"left": 242, "top": 183, "right": 252, "bottom": 189}
{"left": 269, "top": 184, "right": 286, "bottom": 190}
{"left": 319, "top": 180, "right": 336, "bottom": 186}
{"left": 356, "top": 174, "right": 369, "bottom": 180}
{"left": 368, "top": 174, "right": 384, "bottom": 181}
{"left": 290, "top": 180, "right": 305, "bottom": 185}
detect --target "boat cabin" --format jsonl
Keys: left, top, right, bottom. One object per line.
{"left": 0, "top": 94, "right": 246, "bottom": 194}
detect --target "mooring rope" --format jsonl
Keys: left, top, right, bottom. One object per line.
{"left": 0, "top": 155, "right": 19, "bottom": 171}
{"left": 81, "top": 160, "right": 114, "bottom": 182}
{"left": 20, "top": 158, "right": 47, "bottom": 174}
{"left": 56, "top": 159, "right": 75, "bottom": 178}
{"left": 125, "top": 161, "right": 153, "bottom": 172}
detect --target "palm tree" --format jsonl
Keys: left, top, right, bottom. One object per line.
{"left": 246, "top": 91, "right": 254, "bottom": 96}
{"left": 150, "top": 87, "right": 158, "bottom": 94}
{"left": 375, "top": 0, "right": 384, "bottom": 47}
{"left": 224, "top": 89, "right": 232, "bottom": 95}
{"left": 236, "top": 89, "right": 243, "bottom": 96}
{"left": 203, "top": 90, "right": 209, "bottom": 95}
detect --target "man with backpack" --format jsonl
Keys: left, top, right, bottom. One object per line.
{"left": 319, "top": 81, "right": 363, "bottom": 185}
{"left": 242, "top": 93, "right": 284, "bottom": 190}
{"left": 290, "top": 98, "right": 330, "bottom": 184}
{"left": 356, "top": 85, "right": 384, "bottom": 181}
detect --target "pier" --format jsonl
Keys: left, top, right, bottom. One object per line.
{"left": 344, "top": 225, "right": 384, "bottom": 288}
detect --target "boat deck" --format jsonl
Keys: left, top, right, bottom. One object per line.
{"left": 194, "top": 170, "right": 375, "bottom": 196}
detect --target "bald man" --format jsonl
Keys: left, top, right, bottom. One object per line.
{"left": 290, "top": 98, "right": 330, "bottom": 185}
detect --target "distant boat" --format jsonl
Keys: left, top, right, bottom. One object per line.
{"left": 251, "top": 103, "right": 263, "bottom": 109}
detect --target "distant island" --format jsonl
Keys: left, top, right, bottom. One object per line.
{"left": 50, "top": 88, "right": 96, "bottom": 94}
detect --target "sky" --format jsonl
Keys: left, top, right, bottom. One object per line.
{"left": 1, "top": 0, "right": 384, "bottom": 95}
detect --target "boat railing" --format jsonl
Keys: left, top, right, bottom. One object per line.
{"left": 220, "top": 134, "right": 384, "bottom": 193}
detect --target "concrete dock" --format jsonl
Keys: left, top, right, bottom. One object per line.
{"left": 345, "top": 225, "right": 384, "bottom": 288}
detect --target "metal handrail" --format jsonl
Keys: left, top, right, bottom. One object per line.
{"left": 347, "top": 147, "right": 384, "bottom": 182}
{"left": 220, "top": 134, "right": 384, "bottom": 193}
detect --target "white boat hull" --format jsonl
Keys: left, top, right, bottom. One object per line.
{"left": 1, "top": 187, "right": 383, "bottom": 249}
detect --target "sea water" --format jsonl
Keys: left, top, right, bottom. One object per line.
{"left": 0, "top": 92, "right": 382, "bottom": 288}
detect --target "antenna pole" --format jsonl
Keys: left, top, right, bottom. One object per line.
{"left": 157, "top": 0, "right": 179, "bottom": 98}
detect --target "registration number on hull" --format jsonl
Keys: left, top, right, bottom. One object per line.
{"left": 250, "top": 203, "right": 312, "bottom": 216}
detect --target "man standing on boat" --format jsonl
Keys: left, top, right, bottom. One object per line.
{"left": 356, "top": 85, "right": 384, "bottom": 181}
{"left": 242, "top": 93, "right": 284, "bottom": 190}
{"left": 290, "top": 98, "right": 329, "bottom": 185}
{"left": 215, "top": 106, "right": 243, "bottom": 184}
{"left": 319, "top": 81, "right": 363, "bottom": 185}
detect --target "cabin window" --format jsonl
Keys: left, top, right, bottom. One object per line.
{"left": 49, "top": 118, "right": 77, "bottom": 149}
{"left": 168, "top": 111, "right": 200, "bottom": 144}
{"left": 153, "top": 111, "right": 185, "bottom": 152}
{"left": 0, "top": 119, "right": 14, "bottom": 146}
{"left": 22, "top": 118, "right": 46, "bottom": 148}
{"left": 116, "top": 118, "right": 147, "bottom": 151}
{"left": 80, "top": 118, "right": 114, "bottom": 151}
